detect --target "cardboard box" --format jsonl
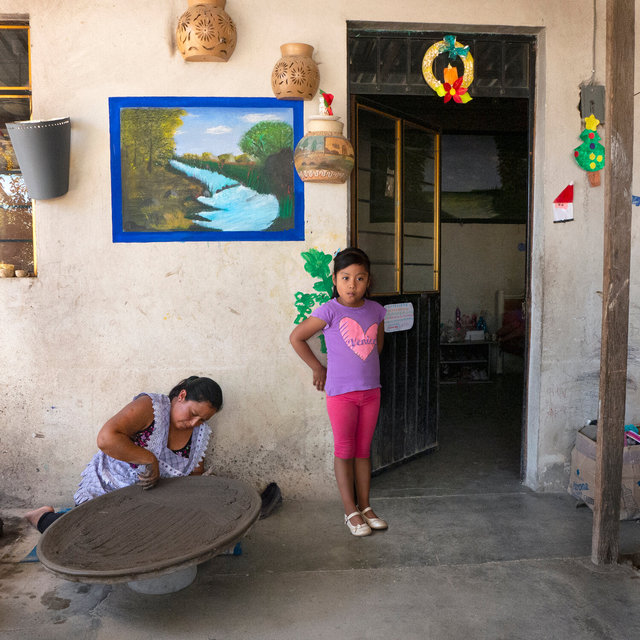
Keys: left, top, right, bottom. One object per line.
{"left": 568, "top": 425, "right": 640, "bottom": 520}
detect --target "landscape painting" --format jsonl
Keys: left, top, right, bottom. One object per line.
{"left": 109, "top": 96, "right": 304, "bottom": 242}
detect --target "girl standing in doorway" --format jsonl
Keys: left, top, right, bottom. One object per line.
{"left": 290, "top": 247, "right": 388, "bottom": 537}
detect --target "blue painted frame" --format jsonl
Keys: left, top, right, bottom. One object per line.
{"left": 109, "top": 96, "right": 304, "bottom": 242}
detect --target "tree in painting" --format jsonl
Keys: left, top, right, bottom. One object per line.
{"left": 121, "top": 108, "right": 186, "bottom": 172}
{"left": 120, "top": 108, "right": 207, "bottom": 232}
{"left": 239, "top": 121, "right": 293, "bottom": 162}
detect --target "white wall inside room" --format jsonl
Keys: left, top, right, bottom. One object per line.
{"left": 440, "top": 223, "right": 526, "bottom": 334}
{"left": 0, "top": 0, "right": 638, "bottom": 504}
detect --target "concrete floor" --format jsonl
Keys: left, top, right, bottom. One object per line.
{"left": 2, "top": 376, "right": 640, "bottom": 639}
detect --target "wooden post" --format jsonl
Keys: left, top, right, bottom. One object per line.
{"left": 591, "top": 0, "right": 635, "bottom": 565}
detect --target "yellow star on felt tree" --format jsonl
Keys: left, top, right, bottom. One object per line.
{"left": 584, "top": 114, "right": 600, "bottom": 131}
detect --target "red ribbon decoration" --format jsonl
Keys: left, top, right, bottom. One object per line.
{"left": 320, "top": 90, "right": 334, "bottom": 115}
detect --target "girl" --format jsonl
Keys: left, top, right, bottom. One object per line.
{"left": 290, "top": 247, "right": 387, "bottom": 537}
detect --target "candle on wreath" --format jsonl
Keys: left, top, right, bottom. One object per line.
{"left": 443, "top": 64, "right": 459, "bottom": 85}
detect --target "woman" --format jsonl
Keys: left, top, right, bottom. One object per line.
{"left": 25, "top": 375, "right": 223, "bottom": 532}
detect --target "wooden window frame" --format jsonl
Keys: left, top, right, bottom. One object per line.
{"left": 0, "top": 21, "right": 34, "bottom": 275}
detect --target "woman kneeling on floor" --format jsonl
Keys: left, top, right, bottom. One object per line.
{"left": 25, "top": 375, "right": 222, "bottom": 533}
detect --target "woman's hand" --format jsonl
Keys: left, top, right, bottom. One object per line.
{"left": 190, "top": 459, "right": 205, "bottom": 476}
{"left": 312, "top": 364, "right": 327, "bottom": 391}
{"left": 137, "top": 457, "right": 160, "bottom": 490}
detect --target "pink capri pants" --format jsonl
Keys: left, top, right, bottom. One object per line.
{"left": 326, "top": 388, "right": 381, "bottom": 459}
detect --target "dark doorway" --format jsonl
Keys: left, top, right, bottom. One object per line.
{"left": 348, "top": 25, "right": 534, "bottom": 479}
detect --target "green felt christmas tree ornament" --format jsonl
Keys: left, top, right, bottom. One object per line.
{"left": 574, "top": 114, "right": 605, "bottom": 186}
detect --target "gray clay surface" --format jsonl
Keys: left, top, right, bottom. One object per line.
{"left": 37, "top": 475, "right": 261, "bottom": 583}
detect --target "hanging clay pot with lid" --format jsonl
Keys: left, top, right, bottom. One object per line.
{"left": 271, "top": 43, "right": 320, "bottom": 100}
{"left": 294, "top": 116, "right": 354, "bottom": 183}
{"left": 176, "top": 0, "right": 237, "bottom": 62}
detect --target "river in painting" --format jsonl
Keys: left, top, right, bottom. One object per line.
{"left": 170, "top": 160, "right": 279, "bottom": 232}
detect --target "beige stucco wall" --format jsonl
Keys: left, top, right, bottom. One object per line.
{"left": 0, "top": 0, "right": 637, "bottom": 503}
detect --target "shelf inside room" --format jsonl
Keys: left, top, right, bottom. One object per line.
{"left": 439, "top": 340, "right": 494, "bottom": 384}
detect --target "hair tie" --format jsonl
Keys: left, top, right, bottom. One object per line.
{"left": 333, "top": 248, "right": 342, "bottom": 258}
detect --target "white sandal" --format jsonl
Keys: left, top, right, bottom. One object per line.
{"left": 359, "top": 506, "right": 388, "bottom": 530}
{"left": 345, "top": 511, "right": 372, "bottom": 537}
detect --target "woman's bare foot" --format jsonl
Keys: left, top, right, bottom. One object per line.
{"left": 24, "top": 506, "right": 54, "bottom": 529}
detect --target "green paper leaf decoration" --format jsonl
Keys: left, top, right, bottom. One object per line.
{"left": 293, "top": 248, "right": 334, "bottom": 353}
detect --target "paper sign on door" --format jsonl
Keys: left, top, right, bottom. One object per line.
{"left": 384, "top": 302, "right": 414, "bottom": 333}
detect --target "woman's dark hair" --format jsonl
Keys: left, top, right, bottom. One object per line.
{"left": 169, "top": 376, "right": 223, "bottom": 410}
{"left": 331, "top": 247, "right": 372, "bottom": 299}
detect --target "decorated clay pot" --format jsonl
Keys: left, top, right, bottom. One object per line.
{"left": 294, "top": 116, "right": 354, "bottom": 183}
{"left": 271, "top": 43, "right": 320, "bottom": 101}
{"left": 176, "top": 0, "right": 237, "bottom": 62}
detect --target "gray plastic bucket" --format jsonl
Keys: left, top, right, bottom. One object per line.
{"left": 6, "top": 117, "right": 70, "bottom": 199}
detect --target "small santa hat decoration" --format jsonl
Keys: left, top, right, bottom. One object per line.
{"left": 553, "top": 183, "right": 574, "bottom": 223}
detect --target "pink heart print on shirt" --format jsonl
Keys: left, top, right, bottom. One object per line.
{"left": 339, "top": 317, "right": 378, "bottom": 361}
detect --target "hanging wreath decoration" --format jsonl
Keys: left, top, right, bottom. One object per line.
{"left": 422, "top": 35, "right": 474, "bottom": 104}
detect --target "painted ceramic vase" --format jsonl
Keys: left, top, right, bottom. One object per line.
{"left": 271, "top": 43, "right": 320, "bottom": 100}
{"left": 294, "top": 116, "right": 355, "bottom": 183}
{"left": 176, "top": 0, "right": 237, "bottom": 62}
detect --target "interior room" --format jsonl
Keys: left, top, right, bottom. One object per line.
{"left": 359, "top": 93, "right": 529, "bottom": 487}
{"left": 435, "top": 96, "right": 529, "bottom": 479}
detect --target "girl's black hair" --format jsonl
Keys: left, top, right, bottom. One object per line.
{"left": 169, "top": 376, "right": 223, "bottom": 410}
{"left": 331, "top": 247, "right": 372, "bottom": 299}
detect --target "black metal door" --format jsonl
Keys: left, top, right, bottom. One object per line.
{"left": 371, "top": 292, "right": 439, "bottom": 471}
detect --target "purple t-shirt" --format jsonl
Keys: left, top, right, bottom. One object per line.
{"left": 312, "top": 298, "right": 386, "bottom": 397}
